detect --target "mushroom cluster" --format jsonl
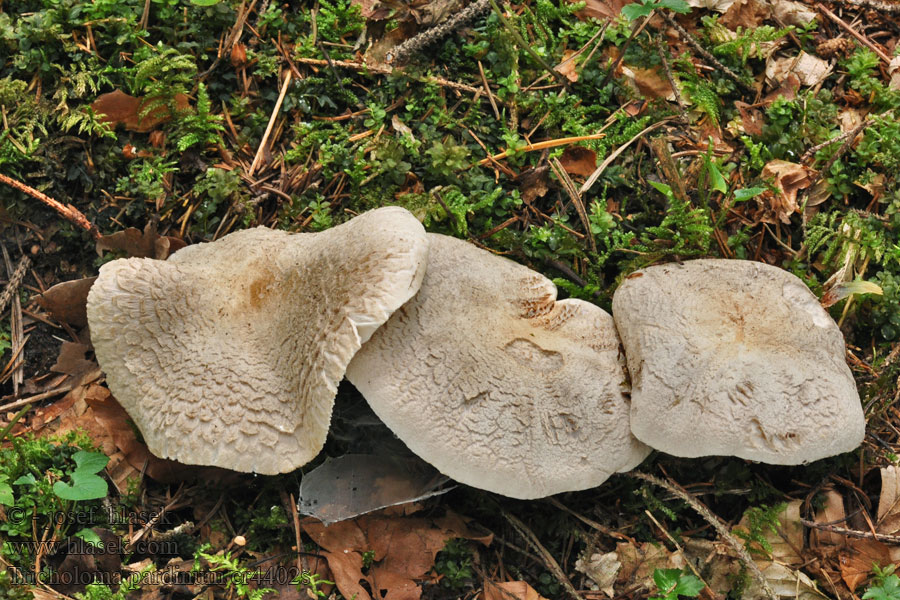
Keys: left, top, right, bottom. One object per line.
{"left": 86, "top": 207, "right": 865, "bottom": 499}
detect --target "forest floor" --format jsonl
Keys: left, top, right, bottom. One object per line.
{"left": 1, "top": 0, "right": 900, "bottom": 599}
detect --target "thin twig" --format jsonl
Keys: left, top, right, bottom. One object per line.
{"left": 549, "top": 158, "right": 596, "bottom": 253}
{"left": 833, "top": 0, "right": 900, "bottom": 14}
{"left": 502, "top": 511, "right": 584, "bottom": 600}
{"left": 580, "top": 118, "right": 674, "bottom": 195}
{"left": 292, "top": 57, "right": 485, "bottom": 96}
{"left": 800, "top": 519, "right": 900, "bottom": 543}
{"left": 0, "top": 384, "right": 75, "bottom": 414}
{"left": 478, "top": 132, "right": 607, "bottom": 166}
{"left": 0, "top": 174, "right": 100, "bottom": 239}
{"left": 478, "top": 60, "right": 501, "bottom": 120}
{"left": 628, "top": 472, "right": 777, "bottom": 600}
{"left": 661, "top": 13, "right": 752, "bottom": 92}
{"left": 806, "top": 118, "right": 870, "bottom": 189}
{"left": 0, "top": 255, "right": 31, "bottom": 316}
{"left": 488, "top": 0, "right": 571, "bottom": 90}
{"left": 599, "top": 12, "right": 654, "bottom": 90}
{"left": 817, "top": 4, "right": 892, "bottom": 64}
{"left": 656, "top": 38, "right": 687, "bottom": 115}
{"left": 249, "top": 70, "right": 292, "bottom": 175}
{"left": 386, "top": 0, "right": 492, "bottom": 65}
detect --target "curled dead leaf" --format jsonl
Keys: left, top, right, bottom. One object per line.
{"left": 96, "top": 222, "right": 186, "bottom": 259}
{"left": 559, "top": 146, "right": 598, "bottom": 177}
{"left": 759, "top": 159, "right": 816, "bottom": 223}
{"left": 36, "top": 277, "right": 97, "bottom": 329}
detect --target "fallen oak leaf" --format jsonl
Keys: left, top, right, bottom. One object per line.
{"left": 483, "top": 581, "right": 549, "bottom": 600}
{"left": 36, "top": 277, "right": 97, "bottom": 329}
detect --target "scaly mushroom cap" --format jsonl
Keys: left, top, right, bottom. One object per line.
{"left": 612, "top": 259, "right": 865, "bottom": 464}
{"left": 87, "top": 207, "right": 428, "bottom": 474}
{"left": 345, "top": 234, "right": 650, "bottom": 499}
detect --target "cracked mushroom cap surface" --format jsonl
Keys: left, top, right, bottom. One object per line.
{"left": 612, "top": 259, "right": 864, "bottom": 464}
{"left": 86, "top": 207, "right": 428, "bottom": 474}
{"left": 345, "top": 233, "right": 650, "bottom": 499}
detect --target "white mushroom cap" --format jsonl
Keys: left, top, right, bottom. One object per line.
{"left": 345, "top": 234, "right": 650, "bottom": 499}
{"left": 86, "top": 207, "right": 428, "bottom": 474}
{"left": 612, "top": 259, "right": 865, "bottom": 464}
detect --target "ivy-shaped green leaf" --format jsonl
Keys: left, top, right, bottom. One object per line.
{"left": 52, "top": 451, "right": 109, "bottom": 501}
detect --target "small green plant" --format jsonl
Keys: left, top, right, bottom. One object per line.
{"left": 650, "top": 568, "right": 705, "bottom": 600}
{"left": 734, "top": 503, "right": 787, "bottom": 558}
{"left": 292, "top": 572, "right": 335, "bottom": 598}
{"left": 621, "top": 0, "right": 690, "bottom": 21}
{"left": 433, "top": 538, "right": 475, "bottom": 590}
{"left": 74, "top": 565, "right": 154, "bottom": 600}
{"left": 194, "top": 544, "right": 275, "bottom": 600}
{"left": 864, "top": 565, "right": 900, "bottom": 600}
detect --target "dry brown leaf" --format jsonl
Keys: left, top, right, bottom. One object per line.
{"left": 759, "top": 159, "right": 815, "bottom": 223}
{"left": 877, "top": 466, "right": 900, "bottom": 534}
{"left": 733, "top": 500, "right": 804, "bottom": 566}
{"left": 762, "top": 72, "right": 801, "bottom": 105}
{"left": 483, "top": 581, "right": 549, "bottom": 600}
{"left": 839, "top": 538, "right": 892, "bottom": 592}
{"left": 685, "top": 0, "right": 737, "bottom": 11}
{"left": 811, "top": 489, "right": 847, "bottom": 547}
{"left": 720, "top": 0, "right": 768, "bottom": 29}
{"left": 559, "top": 147, "right": 598, "bottom": 177}
{"left": 575, "top": 551, "right": 619, "bottom": 596}
{"left": 391, "top": 115, "right": 414, "bottom": 139}
{"left": 766, "top": 52, "right": 832, "bottom": 88}
{"left": 516, "top": 165, "right": 550, "bottom": 204}
{"left": 572, "top": 0, "right": 630, "bottom": 21}
{"left": 627, "top": 66, "right": 675, "bottom": 101}
{"left": 302, "top": 511, "right": 490, "bottom": 600}
{"left": 733, "top": 101, "right": 764, "bottom": 136}
{"left": 616, "top": 541, "right": 683, "bottom": 590}
{"left": 96, "top": 222, "right": 186, "bottom": 259}
{"left": 92, "top": 90, "right": 191, "bottom": 133}
{"left": 889, "top": 56, "right": 900, "bottom": 91}
{"left": 555, "top": 49, "right": 580, "bottom": 83}
{"left": 772, "top": 0, "right": 818, "bottom": 27}
{"left": 36, "top": 277, "right": 97, "bottom": 329}
{"left": 51, "top": 342, "right": 96, "bottom": 379}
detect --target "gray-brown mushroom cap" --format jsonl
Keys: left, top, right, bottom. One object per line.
{"left": 86, "top": 207, "right": 428, "bottom": 475}
{"left": 612, "top": 259, "right": 865, "bottom": 464}
{"left": 345, "top": 233, "right": 650, "bottom": 499}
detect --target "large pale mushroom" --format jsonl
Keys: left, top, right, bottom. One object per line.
{"left": 345, "top": 234, "right": 650, "bottom": 499}
{"left": 86, "top": 207, "right": 428, "bottom": 474}
{"left": 612, "top": 259, "right": 865, "bottom": 464}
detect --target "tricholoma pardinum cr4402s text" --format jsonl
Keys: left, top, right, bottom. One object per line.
{"left": 85, "top": 207, "right": 865, "bottom": 499}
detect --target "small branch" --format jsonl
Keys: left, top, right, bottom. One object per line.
{"left": 817, "top": 3, "right": 892, "bottom": 64}
{"left": 0, "top": 174, "right": 100, "bottom": 240}
{"left": 800, "top": 519, "right": 900, "bottom": 543}
{"left": 488, "top": 0, "right": 571, "bottom": 90}
{"left": 661, "top": 13, "right": 752, "bottom": 92}
{"left": 599, "top": 12, "right": 654, "bottom": 90}
{"left": 292, "top": 57, "right": 485, "bottom": 96}
{"left": 628, "top": 471, "right": 777, "bottom": 600}
{"left": 806, "top": 118, "right": 870, "bottom": 189}
{"left": 477, "top": 132, "right": 607, "bottom": 166}
{"left": 580, "top": 118, "right": 674, "bottom": 195}
{"left": 249, "top": 70, "right": 292, "bottom": 175}
{"left": 0, "top": 255, "right": 31, "bottom": 316}
{"left": 502, "top": 510, "right": 584, "bottom": 600}
{"left": 386, "top": 0, "right": 491, "bottom": 65}
{"left": 833, "top": 0, "right": 900, "bottom": 14}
